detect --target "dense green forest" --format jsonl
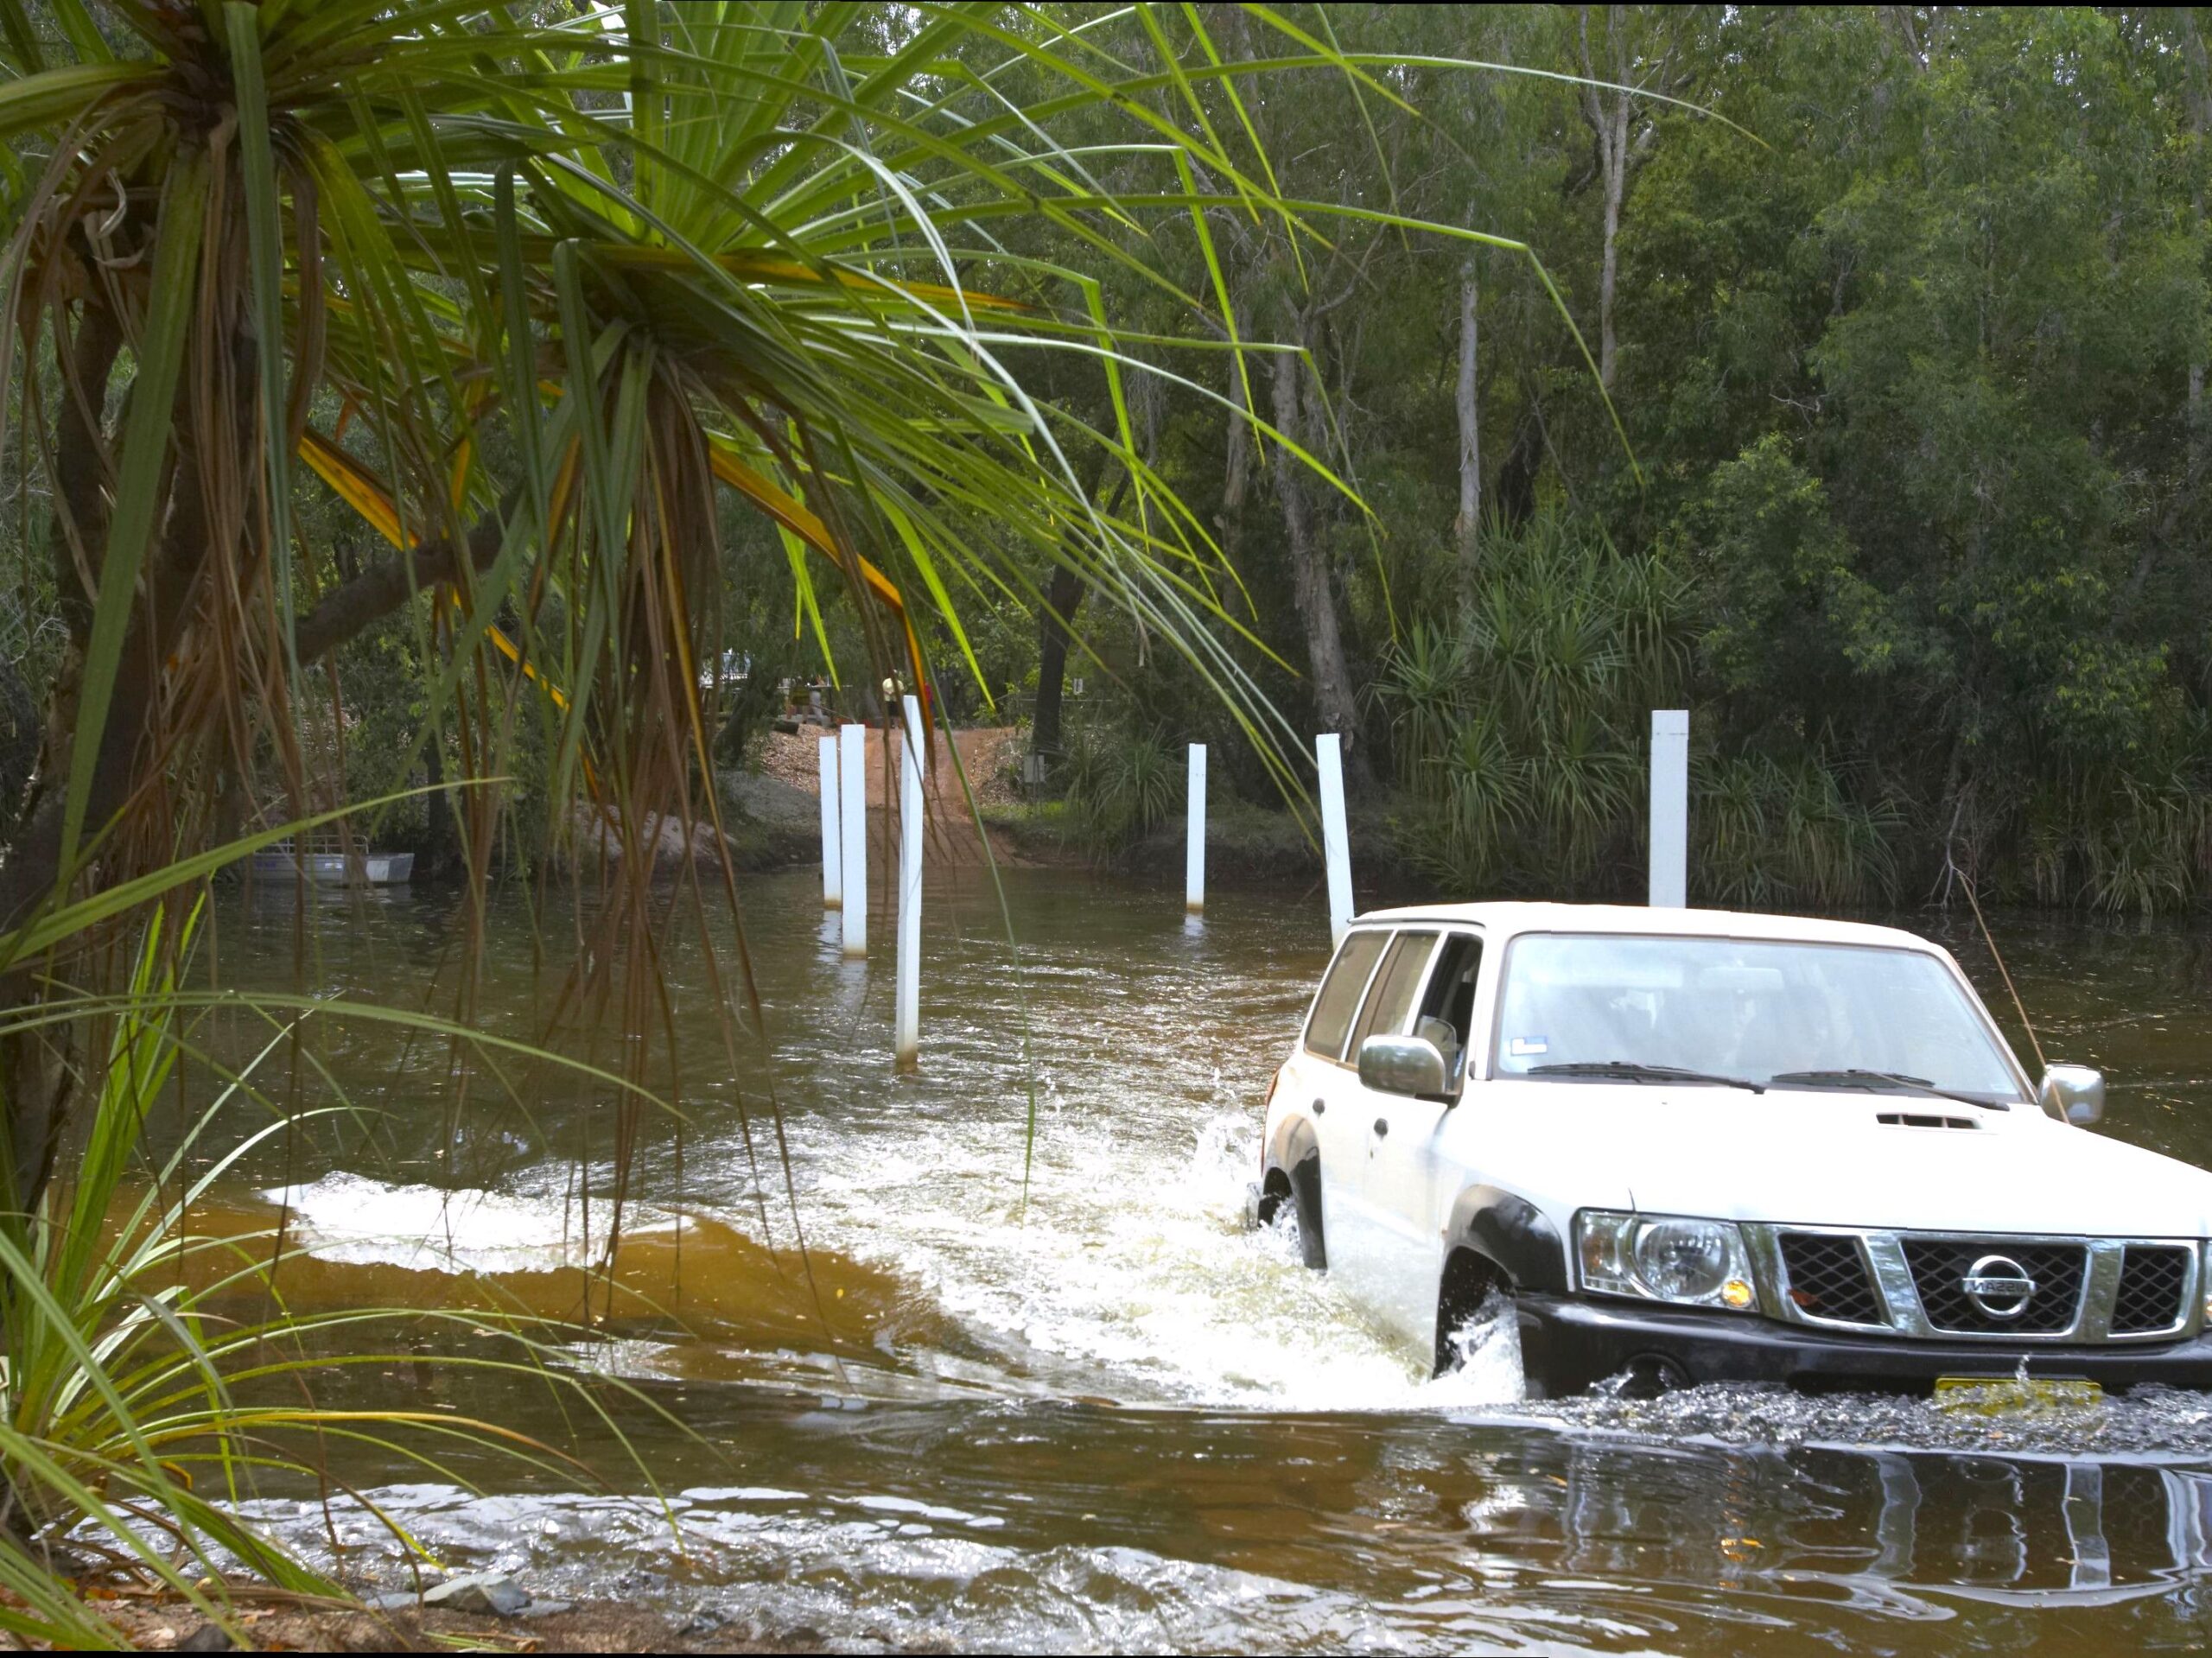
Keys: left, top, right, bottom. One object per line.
{"left": 0, "top": 4, "right": 2198, "bottom": 1634}
{"left": 4, "top": 3, "right": 2208, "bottom": 923}
{"left": 816, "top": 4, "right": 2212, "bottom": 915}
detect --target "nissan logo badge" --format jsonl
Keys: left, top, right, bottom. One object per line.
{"left": 1960, "top": 1253, "right": 2037, "bottom": 1319}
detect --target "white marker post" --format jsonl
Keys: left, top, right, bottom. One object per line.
{"left": 818, "top": 734, "right": 842, "bottom": 910}
{"left": 1185, "top": 743, "right": 1207, "bottom": 915}
{"left": 838, "top": 723, "right": 868, "bottom": 956}
{"left": 894, "top": 696, "right": 925, "bottom": 1070}
{"left": 1649, "top": 709, "right": 1689, "bottom": 908}
{"left": 1317, "top": 734, "right": 1354, "bottom": 945}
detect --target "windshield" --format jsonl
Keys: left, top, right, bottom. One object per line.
{"left": 1494, "top": 933, "right": 2026, "bottom": 1103}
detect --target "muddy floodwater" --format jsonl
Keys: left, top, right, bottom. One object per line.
{"left": 179, "top": 867, "right": 2212, "bottom": 1653}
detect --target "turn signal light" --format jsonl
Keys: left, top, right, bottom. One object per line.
{"left": 1721, "top": 1278, "right": 1756, "bottom": 1311}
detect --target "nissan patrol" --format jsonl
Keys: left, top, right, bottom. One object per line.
{"left": 1255, "top": 903, "right": 2212, "bottom": 1397}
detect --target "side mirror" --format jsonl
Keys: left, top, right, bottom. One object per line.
{"left": 2038, "top": 1064, "right": 2105, "bottom": 1127}
{"left": 1359, "top": 1034, "right": 1447, "bottom": 1098}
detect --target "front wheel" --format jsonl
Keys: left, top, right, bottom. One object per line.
{"left": 1608, "top": 1353, "right": 1692, "bottom": 1400}
{"left": 1434, "top": 1248, "right": 1510, "bottom": 1377}
{"left": 1256, "top": 1159, "right": 1327, "bottom": 1269}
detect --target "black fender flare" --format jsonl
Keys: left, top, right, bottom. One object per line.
{"left": 1262, "top": 1115, "right": 1327, "bottom": 1270}
{"left": 1444, "top": 1185, "right": 1568, "bottom": 1294}
{"left": 1266, "top": 1113, "right": 1319, "bottom": 1178}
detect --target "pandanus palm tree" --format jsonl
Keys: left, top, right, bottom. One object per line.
{"left": 0, "top": 5, "right": 1660, "bottom": 1630}
{"left": 0, "top": 0, "right": 1528, "bottom": 1223}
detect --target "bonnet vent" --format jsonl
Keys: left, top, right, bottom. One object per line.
{"left": 1874, "top": 1111, "right": 1979, "bottom": 1131}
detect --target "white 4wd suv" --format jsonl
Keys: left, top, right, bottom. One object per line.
{"left": 1257, "top": 902, "right": 2212, "bottom": 1396}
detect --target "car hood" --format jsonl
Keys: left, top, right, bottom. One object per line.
{"left": 1471, "top": 1085, "right": 2212, "bottom": 1238}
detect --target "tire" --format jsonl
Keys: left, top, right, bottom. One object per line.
{"left": 1434, "top": 1248, "right": 1507, "bottom": 1377}
{"left": 1287, "top": 1154, "right": 1326, "bottom": 1269}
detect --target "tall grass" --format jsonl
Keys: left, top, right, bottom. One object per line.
{"left": 1695, "top": 752, "right": 1901, "bottom": 910}
{"left": 1061, "top": 725, "right": 1184, "bottom": 858}
{"left": 2010, "top": 727, "right": 2212, "bottom": 916}
{"left": 1382, "top": 512, "right": 1679, "bottom": 894}
{"left": 1373, "top": 511, "right": 2212, "bottom": 915}
{"left": 1378, "top": 511, "right": 1898, "bottom": 907}
{"left": 0, "top": 876, "right": 696, "bottom": 1642}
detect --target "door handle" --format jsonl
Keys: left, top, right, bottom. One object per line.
{"left": 1313, "top": 1098, "right": 1326, "bottom": 1115}
{"left": 1372, "top": 1117, "right": 1389, "bottom": 1138}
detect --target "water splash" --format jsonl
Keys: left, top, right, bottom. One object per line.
{"left": 262, "top": 1171, "right": 675, "bottom": 1274}
{"left": 1425, "top": 1289, "right": 1527, "bottom": 1407}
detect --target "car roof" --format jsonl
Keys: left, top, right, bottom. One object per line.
{"left": 1351, "top": 900, "right": 1943, "bottom": 953}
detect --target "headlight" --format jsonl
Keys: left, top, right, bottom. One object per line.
{"left": 1578, "top": 1211, "right": 1759, "bottom": 1312}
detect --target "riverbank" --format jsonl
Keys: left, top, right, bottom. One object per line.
{"left": 981, "top": 793, "right": 1307, "bottom": 875}
{"left": 729, "top": 725, "right": 1433, "bottom": 893}
{"left": 721, "top": 726, "right": 1033, "bottom": 873}
{"left": 76, "top": 1578, "right": 813, "bottom": 1652}
{"left": 981, "top": 792, "right": 1440, "bottom": 905}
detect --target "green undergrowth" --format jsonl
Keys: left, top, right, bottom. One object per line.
{"left": 0, "top": 866, "right": 695, "bottom": 1645}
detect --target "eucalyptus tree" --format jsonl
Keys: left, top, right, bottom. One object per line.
{"left": 1619, "top": 5, "right": 2212, "bottom": 905}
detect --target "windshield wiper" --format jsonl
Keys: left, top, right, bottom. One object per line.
{"left": 1526, "top": 1060, "right": 1766, "bottom": 1094}
{"left": 1765, "top": 1068, "right": 2007, "bottom": 1111}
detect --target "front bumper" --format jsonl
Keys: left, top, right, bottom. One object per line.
{"left": 1517, "top": 1293, "right": 2212, "bottom": 1398}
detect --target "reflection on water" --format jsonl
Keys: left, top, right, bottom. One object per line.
{"left": 182, "top": 872, "right": 2212, "bottom": 1651}
{"left": 222, "top": 1401, "right": 2212, "bottom": 1654}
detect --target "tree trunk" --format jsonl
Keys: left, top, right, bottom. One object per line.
{"left": 1032, "top": 459, "right": 1131, "bottom": 763}
{"left": 1580, "top": 6, "right": 1632, "bottom": 391}
{"left": 48, "top": 306, "right": 123, "bottom": 650}
{"left": 1031, "top": 563, "right": 1087, "bottom": 758}
{"left": 423, "top": 722, "right": 454, "bottom": 880}
{"left": 1223, "top": 329, "right": 1253, "bottom": 513}
{"left": 1269, "top": 342, "right": 1369, "bottom": 785}
{"left": 1453, "top": 263, "right": 1481, "bottom": 565}
{"left": 2186, "top": 15, "right": 2209, "bottom": 480}
{"left": 0, "top": 469, "right": 205, "bottom": 1217}
{"left": 1597, "top": 115, "right": 1624, "bottom": 389}
{"left": 0, "top": 302, "right": 130, "bottom": 1220}
{"left": 1494, "top": 405, "right": 1545, "bottom": 530}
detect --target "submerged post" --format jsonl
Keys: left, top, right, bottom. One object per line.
{"left": 1185, "top": 743, "right": 1207, "bottom": 915}
{"left": 894, "top": 696, "right": 925, "bottom": 1070}
{"left": 1649, "top": 708, "right": 1688, "bottom": 907}
{"left": 818, "top": 734, "right": 842, "bottom": 910}
{"left": 1317, "top": 733, "right": 1354, "bottom": 945}
{"left": 838, "top": 722, "right": 868, "bottom": 956}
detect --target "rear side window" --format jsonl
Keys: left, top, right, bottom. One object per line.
{"left": 1306, "top": 931, "right": 1389, "bottom": 1059}
{"left": 1350, "top": 931, "right": 1440, "bottom": 1057}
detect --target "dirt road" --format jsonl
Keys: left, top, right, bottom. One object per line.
{"left": 754, "top": 724, "right": 1027, "bottom": 867}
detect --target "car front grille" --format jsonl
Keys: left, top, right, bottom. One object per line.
{"left": 1745, "top": 1226, "right": 2202, "bottom": 1345}
{"left": 1900, "top": 1239, "right": 2084, "bottom": 1334}
{"left": 1777, "top": 1231, "right": 1884, "bottom": 1326}
{"left": 2113, "top": 1245, "right": 2192, "bottom": 1336}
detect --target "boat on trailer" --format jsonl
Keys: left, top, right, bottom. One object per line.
{"left": 247, "top": 833, "right": 414, "bottom": 886}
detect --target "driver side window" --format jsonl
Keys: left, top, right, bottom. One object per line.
{"left": 1414, "top": 932, "right": 1484, "bottom": 1088}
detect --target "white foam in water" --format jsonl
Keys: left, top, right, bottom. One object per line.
{"left": 1428, "top": 1290, "right": 1528, "bottom": 1407}
{"left": 262, "top": 1171, "right": 674, "bottom": 1276}
{"left": 200, "top": 1483, "right": 1432, "bottom": 1655}
{"left": 263, "top": 895, "right": 1526, "bottom": 1413}
{"left": 263, "top": 1129, "right": 1459, "bottom": 1416}
{"left": 779, "top": 1082, "right": 1526, "bottom": 1412}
